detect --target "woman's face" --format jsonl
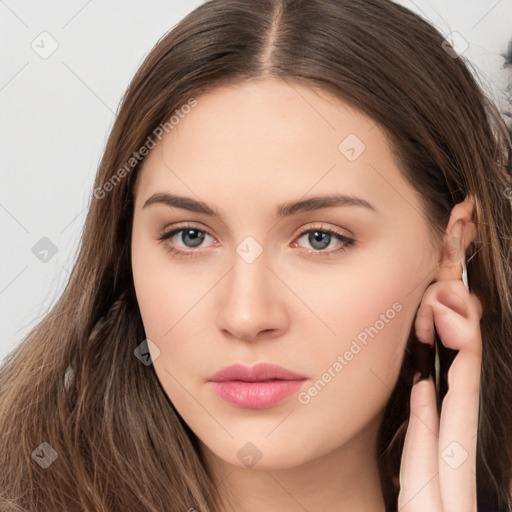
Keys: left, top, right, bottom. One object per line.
{"left": 131, "top": 77, "right": 439, "bottom": 471}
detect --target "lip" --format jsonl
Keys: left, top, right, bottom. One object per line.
{"left": 208, "top": 363, "right": 308, "bottom": 409}
{"left": 208, "top": 363, "right": 308, "bottom": 382}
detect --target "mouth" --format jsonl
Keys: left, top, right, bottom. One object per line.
{"left": 207, "top": 363, "right": 309, "bottom": 409}
{"left": 209, "top": 379, "right": 307, "bottom": 409}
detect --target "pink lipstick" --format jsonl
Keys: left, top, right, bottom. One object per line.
{"left": 208, "top": 363, "right": 308, "bottom": 409}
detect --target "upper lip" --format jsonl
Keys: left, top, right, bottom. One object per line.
{"left": 208, "top": 363, "right": 308, "bottom": 382}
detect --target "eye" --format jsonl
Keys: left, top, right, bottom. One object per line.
{"left": 292, "top": 224, "right": 356, "bottom": 256}
{"left": 157, "top": 224, "right": 215, "bottom": 257}
{"left": 157, "top": 223, "right": 356, "bottom": 258}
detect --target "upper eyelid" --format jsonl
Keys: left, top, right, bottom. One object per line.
{"left": 159, "top": 223, "right": 354, "bottom": 248}
{"left": 159, "top": 222, "right": 352, "bottom": 238}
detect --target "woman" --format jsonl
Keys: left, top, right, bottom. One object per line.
{"left": 1, "top": 0, "right": 511, "bottom": 510}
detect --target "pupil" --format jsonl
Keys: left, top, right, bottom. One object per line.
{"left": 183, "top": 229, "right": 205, "bottom": 247}
{"left": 310, "top": 231, "right": 330, "bottom": 250}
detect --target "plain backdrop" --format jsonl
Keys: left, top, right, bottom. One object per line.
{"left": 1, "top": 0, "right": 511, "bottom": 363}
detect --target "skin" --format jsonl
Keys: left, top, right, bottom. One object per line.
{"left": 131, "top": 77, "right": 482, "bottom": 511}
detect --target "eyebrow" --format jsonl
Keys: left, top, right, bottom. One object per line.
{"left": 142, "top": 192, "right": 376, "bottom": 218}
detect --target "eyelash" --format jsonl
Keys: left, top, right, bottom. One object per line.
{"left": 157, "top": 223, "right": 356, "bottom": 258}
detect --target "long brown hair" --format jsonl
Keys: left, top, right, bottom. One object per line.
{"left": 1, "top": 0, "right": 511, "bottom": 510}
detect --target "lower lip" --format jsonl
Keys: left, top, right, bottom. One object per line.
{"left": 210, "top": 380, "right": 306, "bottom": 409}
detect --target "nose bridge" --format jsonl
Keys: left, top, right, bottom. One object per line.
{"left": 216, "top": 235, "right": 286, "bottom": 339}
{"left": 229, "top": 236, "right": 272, "bottom": 306}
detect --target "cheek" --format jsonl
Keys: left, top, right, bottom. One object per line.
{"left": 131, "top": 242, "right": 167, "bottom": 338}
{"left": 131, "top": 226, "right": 201, "bottom": 340}
{"left": 131, "top": 242, "right": 189, "bottom": 380}
{"left": 281, "top": 246, "right": 423, "bottom": 386}
{"left": 131, "top": 253, "right": 206, "bottom": 419}
{"left": 288, "top": 263, "right": 419, "bottom": 447}
{"left": 131, "top": 240, "right": 215, "bottom": 385}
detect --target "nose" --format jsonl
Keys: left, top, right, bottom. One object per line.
{"left": 215, "top": 247, "right": 289, "bottom": 342}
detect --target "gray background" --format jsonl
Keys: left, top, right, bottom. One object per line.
{"left": 1, "top": 1, "right": 511, "bottom": 363}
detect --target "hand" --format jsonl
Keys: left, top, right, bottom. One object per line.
{"left": 398, "top": 231, "right": 483, "bottom": 511}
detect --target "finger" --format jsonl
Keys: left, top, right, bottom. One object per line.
{"left": 414, "top": 290, "right": 435, "bottom": 347}
{"left": 411, "top": 280, "right": 481, "bottom": 511}
{"left": 438, "top": 335, "right": 481, "bottom": 512}
{"left": 398, "top": 374, "right": 442, "bottom": 511}
{"left": 432, "top": 288, "right": 481, "bottom": 354}
{"left": 416, "top": 282, "right": 479, "bottom": 353}
{"left": 420, "top": 283, "right": 481, "bottom": 510}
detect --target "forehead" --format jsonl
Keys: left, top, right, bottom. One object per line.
{"left": 134, "top": 78, "right": 420, "bottom": 220}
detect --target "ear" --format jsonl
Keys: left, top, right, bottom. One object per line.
{"left": 431, "top": 195, "right": 478, "bottom": 283}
